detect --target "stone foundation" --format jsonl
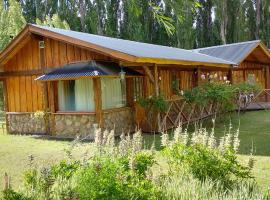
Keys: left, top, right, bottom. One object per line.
{"left": 53, "top": 114, "right": 96, "bottom": 138}
{"left": 7, "top": 108, "right": 135, "bottom": 138}
{"left": 103, "top": 108, "right": 135, "bottom": 134}
{"left": 7, "top": 113, "right": 46, "bottom": 134}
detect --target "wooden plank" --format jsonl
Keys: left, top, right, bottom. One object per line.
{"left": 45, "top": 38, "right": 53, "bottom": 68}
{"left": 0, "top": 69, "right": 43, "bottom": 77}
{"left": 19, "top": 76, "right": 27, "bottom": 112}
{"left": 52, "top": 40, "right": 60, "bottom": 67}
{"left": 59, "top": 42, "right": 67, "bottom": 66}
{"left": 13, "top": 76, "right": 21, "bottom": 112}
{"left": 126, "top": 78, "right": 134, "bottom": 107}
{"left": 32, "top": 39, "right": 40, "bottom": 70}
{"left": 74, "top": 46, "right": 81, "bottom": 61}
{"left": 81, "top": 49, "right": 87, "bottom": 61}
{"left": 31, "top": 76, "right": 38, "bottom": 111}
{"left": 25, "top": 76, "right": 33, "bottom": 112}
{"left": 67, "top": 44, "right": 75, "bottom": 63}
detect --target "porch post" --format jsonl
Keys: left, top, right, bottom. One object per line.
{"left": 39, "top": 38, "right": 50, "bottom": 134}
{"left": 265, "top": 66, "right": 270, "bottom": 101}
{"left": 228, "top": 68, "right": 233, "bottom": 84}
{"left": 93, "top": 78, "right": 103, "bottom": 126}
{"left": 154, "top": 64, "right": 161, "bottom": 131}
{"left": 154, "top": 64, "right": 159, "bottom": 96}
{"left": 195, "top": 67, "right": 202, "bottom": 87}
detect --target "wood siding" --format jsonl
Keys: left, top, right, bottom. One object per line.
{"left": 232, "top": 62, "right": 268, "bottom": 88}
{"left": 3, "top": 36, "right": 113, "bottom": 112}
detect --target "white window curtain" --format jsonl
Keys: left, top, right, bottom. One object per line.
{"left": 101, "top": 78, "right": 126, "bottom": 109}
{"left": 75, "top": 79, "right": 94, "bottom": 111}
{"left": 58, "top": 79, "right": 94, "bottom": 112}
{"left": 58, "top": 80, "right": 75, "bottom": 111}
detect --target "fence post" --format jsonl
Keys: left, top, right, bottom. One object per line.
{"left": 4, "top": 172, "right": 10, "bottom": 190}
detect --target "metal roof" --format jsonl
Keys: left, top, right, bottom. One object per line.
{"left": 36, "top": 61, "right": 142, "bottom": 81}
{"left": 31, "top": 24, "right": 234, "bottom": 66}
{"left": 193, "top": 40, "right": 261, "bottom": 64}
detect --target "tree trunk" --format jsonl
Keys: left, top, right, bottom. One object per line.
{"left": 78, "top": 0, "right": 86, "bottom": 32}
{"left": 220, "top": 0, "right": 228, "bottom": 44}
{"left": 255, "top": 0, "right": 262, "bottom": 39}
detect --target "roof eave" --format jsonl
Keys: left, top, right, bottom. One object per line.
{"left": 136, "top": 57, "right": 232, "bottom": 68}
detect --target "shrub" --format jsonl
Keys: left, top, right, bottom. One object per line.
{"left": 51, "top": 160, "right": 81, "bottom": 179}
{"left": 138, "top": 95, "right": 168, "bottom": 112}
{"left": 159, "top": 172, "right": 267, "bottom": 200}
{"left": 164, "top": 144, "right": 251, "bottom": 187}
{"left": 1, "top": 188, "right": 31, "bottom": 200}
{"left": 162, "top": 125, "right": 252, "bottom": 188}
{"left": 183, "top": 82, "right": 235, "bottom": 111}
{"left": 234, "top": 82, "right": 261, "bottom": 94}
{"left": 76, "top": 154, "right": 160, "bottom": 200}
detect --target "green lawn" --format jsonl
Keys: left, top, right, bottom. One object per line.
{"left": 143, "top": 110, "right": 270, "bottom": 156}
{"left": 0, "top": 110, "right": 270, "bottom": 191}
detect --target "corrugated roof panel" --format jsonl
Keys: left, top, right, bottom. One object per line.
{"left": 31, "top": 24, "right": 235, "bottom": 66}
{"left": 36, "top": 61, "right": 142, "bottom": 81}
{"left": 193, "top": 41, "right": 260, "bottom": 64}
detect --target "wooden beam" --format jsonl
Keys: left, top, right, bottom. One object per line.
{"left": 154, "top": 64, "right": 159, "bottom": 96}
{"left": 194, "top": 67, "right": 202, "bottom": 87}
{"left": 265, "top": 66, "right": 270, "bottom": 101}
{"left": 0, "top": 69, "right": 43, "bottom": 77}
{"left": 142, "top": 65, "right": 154, "bottom": 84}
{"left": 126, "top": 78, "right": 134, "bottom": 107}
{"left": 93, "top": 78, "right": 103, "bottom": 126}
{"left": 228, "top": 68, "right": 233, "bottom": 84}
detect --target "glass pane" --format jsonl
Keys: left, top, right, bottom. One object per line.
{"left": 58, "top": 80, "right": 75, "bottom": 111}
{"left": 101, "top": 78, "right": 126, "bottom": 109}
{"left": 58, "top": 79, "right": 94, "bottom": 112}
{"left": 75, "top": 79, "right": 94, "bottom": 111}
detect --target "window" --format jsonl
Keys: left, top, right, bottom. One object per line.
{"left": 58, "top": 79, "right": 94, "bottom": 111}
{"left": 247, "top": 74, "right": 256, "bottom": 85}
{"left": 101, "top": 78, "right": 126, "bottom": 109}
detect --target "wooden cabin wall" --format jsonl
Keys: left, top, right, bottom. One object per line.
{"left": 232, "top": 61, "right": 267, "bottom": 87}
{"left": 4, "top": 38, "right": 44, "bottom": 112}
{"left": 43, "top": 38, "right": 113, "bottom": 68}
{"left": 3, "top": 36, "right": 114, "bottom": 113}
{"left": 200, "top": 70, "right": 229, "bottom": 84}
{"left": 159, "top": 69, "right": 194, "bottom": 99}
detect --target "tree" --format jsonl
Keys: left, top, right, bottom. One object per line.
{"left": 0, "top": 0, "right": 26, "bottom": 51}
{"left": 36, "top": 14, "right": 70, "bottom": 29}
{"left": 196, "top": 0, "right": 215, "bottom": 47}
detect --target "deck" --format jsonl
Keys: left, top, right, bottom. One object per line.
{"left": 246, "top": 102, "right": 270, "bottom": 110}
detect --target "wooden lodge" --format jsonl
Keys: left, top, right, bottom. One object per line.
{"left": 0, "top": 24, "right": 270, "bottom": 137}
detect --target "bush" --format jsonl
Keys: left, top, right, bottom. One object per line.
{"left": 1, "top": 189, "right": 31, "bottom": 200}
{"left": 159, "top": 172, "right": 267, "bottom": 200}
{"left": 2, "top": 128, "right": 268, "bottom": 200}
{"left": 162, "top": 124, "right": 252, "bottom": 188}
{"left": 164, "top": 144, "right": 251, "bottom": 187}
{"left": 183, "top": 82, "right": 235, "bottom": 111}
{"left": 138, "top": 95, "right": 168, "bottom": 112}
{"left": 76, "top": 153, "right": 160, "bottom": 200}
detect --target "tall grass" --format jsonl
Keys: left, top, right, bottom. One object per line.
{"left": 2, "top": 124, "right": 269, "bottom": 200}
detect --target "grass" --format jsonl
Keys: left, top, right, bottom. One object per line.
{"left": 143, "top": 110, "right": 270, "bottom": 156}
{"left": 0, "top": 110, "right": 270, "bottom": 191}
{"left": 0, "top": 134, "right": 92, "bottom": 190}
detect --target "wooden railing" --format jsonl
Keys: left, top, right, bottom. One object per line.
{"left": 238, "top": 89, "right": 270, "bottom": 110}
{"left": 159, "top": 98, "right": 219, "bottom": 132}
{"left": 137, "top": 90, "right": 270, "bottom": 132}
